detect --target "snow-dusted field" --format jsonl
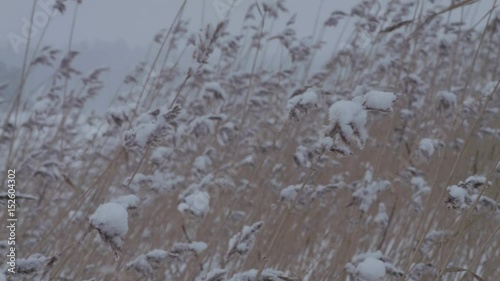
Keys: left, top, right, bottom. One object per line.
{"left": 1, "top": 1, "right": 500, "bottom": 280}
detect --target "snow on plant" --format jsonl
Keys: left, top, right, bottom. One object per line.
{"left": 323, "top": 100, "right": 368, "bottom": 155}
{"left": 417, "top": 138, "right": 442, "bottom": 160}
{"left": 111, "top": 194, "right": 140, "bottom": 209}
{"left": 169, "top": 241, "right": 208, "bottom": 257}
{"left": 407, "top": 263, "right": 437, "bottom": 281}
{"left": 124, "top": 170, "right": 184, "bottom": 193}
{"left": 345, "top": 251, "right": 403, "bottom": 281}
{"left": 349, "top": 166, "right": 390, "bottom": 213}
{"left": 420, "top": 230, "right": 455, "bottom": 258}
{"left": 445, "top": 175, "right": 498, "bottom": 216}
{"left": 89, "top": 195, "right": 139, "bottom": 258}
{"left": 127, "top": 242, "right": 207, "bottom": 280}
{"left": 293, "top": 145, "right": 313, "bottom": 168}
{"left": 374, "top": 203, "right": 388, "bottom": 229}
{"left": 362, "top": 90, "right": 397, "bottom": 112}
{"left": 11, "top": 253, "right": 58, "bottom": 281}
{"left": 127, "top": 249, "right": 169, "bottom": 280}
{"left": 322, "top": 90, "right": 397, "bottom": 155}
{"left": 226, "top": 221, "right": 263, "bottom": 262}
{"left": 198, "top": 268, "right": 227, "bottom": 281}
{"left": 123, "top": 104, "right": 180, "bottom": 149}
{"left": 202, "top": 81, "right": 227, "bottom": 101}
{"left": 286, "top": 88, "right": 320, "bottom": 121}
{"left": 4, "top": 0, "right": 500, "bottom": 279}
{"left": 410, "top": 176, "right": 431, "bottom": 212}
{"left": 436, "top": 90, "right": 457, "bottom": 113}
{"left": 226, "top": 268, "right": 297, "bottom": 281}
{"left": 178, "top": 190, "right": 210, "bottom": 217}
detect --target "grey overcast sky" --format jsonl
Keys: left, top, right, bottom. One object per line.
{"left": 1, "top": 0, "right": 496, "bottom": 50}
{"left": 0, "top": 1, "right": 357, "bottom": 49}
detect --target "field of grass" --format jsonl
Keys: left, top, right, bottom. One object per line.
{"left": 0, "top": 0, "right": 499, "bottom": 280}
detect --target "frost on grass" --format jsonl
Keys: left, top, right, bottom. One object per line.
{"left": 89, "top": 202, "right": 130, "bottom": 258}
{"left": 226, "top": 221, "right": 263, "bottom": 262}
{"left": 362, "top": 90, "right": 397, "bottom": 112}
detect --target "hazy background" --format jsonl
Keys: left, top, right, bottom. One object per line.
{"left": 0, "top": 0, "right": 360, "bottom": 111}
{"left": 0, "top": 0, "right": 495, "bottom": 111}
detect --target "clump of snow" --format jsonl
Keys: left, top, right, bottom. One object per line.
{"left": 227, "top": 268, "right": 290, "bottom": 281}
{"left": 293, "top": 145, "right": 312, "bottom": 167}
{"left": 436, "top": 91, "right": 457, "bottom": 110}
{"left": 170, "top": 241, "right": 208, "bottom": 257}
{"left": 329, "top": 101, "right": 368, "bottom": 144}
{"left": 324, "top": 100, "right": 368, "bottom": 154}
{"left": 346, "top": 251, "right": 403, "bottom": 280}
{"left": 446, "top": 185, "right": 469, "bottom": 209}
{"left": 445, "top": 176, "right": 498, "bottom": 214}
{"left": 419, "top": 138, "right": 434, "bottom": 156}
{"left": 123, "top": 105, "right": 180, "bottom": 149}
{"left": 363, "top": 90, "right": 397, "bottom": 112}
{"left": 374, "top": 203, "right": 388, "bottom": 229}
{"left": 410, "top": 176, "right": 431, "bottom": 212}
{"left": 89, "top": 202, "right": 129, "bottom": 257}
{"left": 287, "top": 89, "right": 319, "bottom": 120}
{"left": 408, "top": 263, "right": 436, "bottom": 281}
{"left": 202, "top": 81, "right": 227, "bottom": 101}
{"left": 352, "top": 180, "right": 390, "bottom": 213}
{"left": 127, "top": 241, "right": 208, "bottom": 279}
{"left": 178, "top": 190, "right": 210, "bottom": 217}
{"left": 199, "top": 268, "right": 227, "bottom": 281}
{"left": 280, "top": 185, "right": 302, "bottom": 202}
{"left": 194, "top": 154, "right": 213, "bottom": 174}
{"left": 126, "top": 249, "right": 169, "bottom": 279}
{"left": 418, "top": 138, "right": 440, "bottom": 159}
{"left": 111, "top": 194, "right": 140, "bottom": 209}
{"left": 357, "top": 257, "right": 386, "bottom": 281}
{"left": 16, "top": 253, "right": 57, "bottom": 277}
{"left": 462, "top": 175, "right": 487, "bottom": 189}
